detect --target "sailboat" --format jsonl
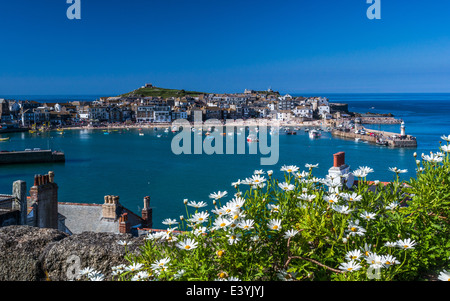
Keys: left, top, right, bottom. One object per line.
{"left": 0, "top": 137, "right": 10, "bottom": 142}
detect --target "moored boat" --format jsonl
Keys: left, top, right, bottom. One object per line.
{"left": 309, "top": 129, "right": 321, "bottom": 138}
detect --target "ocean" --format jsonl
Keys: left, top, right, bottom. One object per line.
{"left": 1, "top": 93, "right": 449, "bottom": 229}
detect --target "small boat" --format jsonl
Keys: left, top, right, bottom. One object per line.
{"left": 104, "top": 132, "right": 110, "bottom": 135}
{"left": 164, "top": 128, "right": 169, "bottom": 133}
{"left": 309, "top": 129, "right": 321, "bottom": 139}
{"left": 247, "top": 134, "right": 258, "bottom": 143}
{"left": 0, "top": 137, "right": 10, "bottom": 142}
{"left": 355, "top": 138, "right": 361, "bottom": 142}
{"left": 57, "top": 128, "right": 64, "bottom": 132}
{"left": 139, "top": 132, "right": 144, "bottom": 136}
{"left": 376, "top": 139, "right": 388, "bottom": 146}
{"left": 29, "top": 130, "right": 37, "bottom": 134}
{"left": 304, "top": 128, "right": 310, "bottom": 132}
{"left": 157, "top": 134, "right": 162, "bottom": 138}
{"left": 286, "top": 130, "right": 297, "bottom": 135}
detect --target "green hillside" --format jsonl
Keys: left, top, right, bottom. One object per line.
{"left": 121, "top": 86, "right": 208, "bottom": 98}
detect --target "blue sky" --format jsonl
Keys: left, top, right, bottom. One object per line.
{"left": 1, "top": 0, "right": 450, "bottom": 95}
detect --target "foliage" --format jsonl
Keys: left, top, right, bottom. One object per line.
{"left": 79, "top": 138, "right": 450, "bottom": 281}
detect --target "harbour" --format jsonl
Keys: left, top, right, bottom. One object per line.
{"left": 0, "top": 149, "right": 65, "bottom": 165}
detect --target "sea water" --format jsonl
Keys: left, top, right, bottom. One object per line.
{"left": 0, "top": 93, "right": 449, "bottom": 229}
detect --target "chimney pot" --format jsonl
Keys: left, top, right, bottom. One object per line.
{"left": 333, "top": 152, "right": 345, "bottom": 168}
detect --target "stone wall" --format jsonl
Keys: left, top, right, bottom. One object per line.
{"left": 0, "top": 225, "right": 146, "bottom": 281}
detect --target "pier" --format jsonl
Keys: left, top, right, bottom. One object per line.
{"left": 0, "top": 150, "right": 65, "bottom": 165}
{"left": 331, "top": 122, "right": 417, "bottom": 148}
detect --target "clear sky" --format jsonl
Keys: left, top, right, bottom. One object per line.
{"left": 1, "top": 0, "right": 450, "bottom": 95}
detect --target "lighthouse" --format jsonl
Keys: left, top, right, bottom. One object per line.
{"left": 400, "top": 121, "right": 406, "bottom": 136}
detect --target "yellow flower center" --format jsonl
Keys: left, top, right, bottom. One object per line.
{"left": 273, "top": 225, "right": 278, "bottom": 230}
{"left": 386, "top": 261, "right": 391, "bottom": 265}
{"left": 287, "top": 169, "right": 292, "bottom": 172}
{"left": 220, "top": 223, "right": 226, "bottom": 227}
{"left": 350, "top": 227, "right": 357, "bottom": 232}
{"left": 185, "top": 245, "right": 191, "bottom": 250}
{"left": 219, "top": 272, "right": 226, "bottom": 278}
{"left": 347, "top": 268, "right": 353, "bottom": 271}
{"left": 244, "top": 225, "right": 249, "bottom": 229}
{"left": 199, "top": 218, "right": 203, "bottom": 221}
{"left": 404, "top": 245, "right": 408, "bottom": 248}
{"left": 217, "top": 250, "right": 224, "bottom": 257}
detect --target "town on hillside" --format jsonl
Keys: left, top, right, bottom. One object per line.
{"left": 0, "top": 83, "right": 400, "bottom": 131}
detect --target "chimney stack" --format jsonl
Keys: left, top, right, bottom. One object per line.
{"left": 333, "top": 152, "right": 345, "bottom": 168}
{"left": 328, "top": 152, "right": 354, "bottom": 189}
{"left": 29, "top": 171, "right": 58, "bottom": 229}
{"left": 119, "top": 213, "right": 131, "bottom": 234}
{"left": 102, "top": 195, "right": 120, "bottom": 221}
{"left": 141, "top": 196, "right": 152, "bottom": 228}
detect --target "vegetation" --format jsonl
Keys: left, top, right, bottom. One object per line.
{"left": 78, "top": 137, "right": 450, "bottom": 281}
{"left": 121, "top": 86, "right": 208, "bottom": 98}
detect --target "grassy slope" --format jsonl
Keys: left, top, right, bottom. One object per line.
{"left": 121, "top": 86, "right": 208, "bottom": 98}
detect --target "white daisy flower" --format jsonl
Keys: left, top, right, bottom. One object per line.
{"left": 237, "top": 219, "right": 255, "bottom": 230}
{"left": 396, "top": 238, "right": 417, "bottom": 250}
{"left": 187, "top": 201, "right": 208, "bottom": 209}
{"left": 131, "top": 271, "right": 150, "bottom": 281}
{"left": 346, "top": 220, "right": 366, "bottom": 237}
{"left": 209, "top": 191, "right": 228, "bottom": 200}
{"left": 267, "top": 219, "right": 282, "bottom": 231}
{"left": 283, "top": 229, "right": 299, "bottom": 239}
{"left": 231, "top": 180, "right": 243, "bottom": 187}
{"left": 189, "top": 211, "right": 210, "bottom": 224}
{"left": 342, "top": 192, "right": 362, "bottom": 202}
{"left": 339, "top": 260, "right": 362, "bottom": 272}
{"left": 440, "top": 135, "right": 450, "bottom": 142}
{"left": 250, "top": 174, "right": 266, "bottom": 185}
{"left": 212, "top": 217, "right": 232, "bottom": 230}
{"left": 89, "top": 272, "right": 105, "bottom": 281}
{"left": 389, "top": 167, "right": 408, "bottom": 174}
{"left": 358, "top": 166, "right": 374, "bottom": 174}
{"left": 386, "top": 201, "right": 400, "bottom": 210}
{"left": 162, "top": 218, "right": 178, "bottom": 226}
{"left": 384, "top": 241, "right": 397, "bottom": 248}
{"left": 176, "top": 238, "right": 198, "bottom": 251}
{"left": 352, "top": 169, "right": 368, "bottom": 178}
{"left": 229, "top": 197, "right": 245, "bottom": 209}
{"left": 381, "top": 254, "right": 400, "bottom": 268}
{"left": 267, "top": 204, "right": 280, "bottom": 213}
{"left": 422, "top": 153, "right": 443, "bottom": 163}
{"left": 345, "top": 249, "right": 363, "bottom": 261}
{"left": 324, "top": 194, "right": 339, "bottom": 204}
{"left": 254, "top": 169, "right": 265, "bottom": 175}
{"left": 438, "top": 270, "right": 450, "bottom": 281}
{"left": 366, "top": 252, "right": 383, "bottom": 269}
{"left": 117, "top": 240, "right": 133, "bottom": 246}
{"left": 278, "top": 182, "right": 295, "bottom": 192}
{"left": 126, "top": 262, "right": 144, "bottom": 272}
{"left": 360, "top": 211, "right": 376, "bottom": 221}
{"left": 226, "top": 233, "right": 242, "bottom": 245}
{"left": 305, "top": 163, "right": 319, "bottom": 169}
{"left": 332, "top": 204, "right": 353, "bottom": 215}
{"left": 281, "top": 165, "right": 299, "bottom": 173}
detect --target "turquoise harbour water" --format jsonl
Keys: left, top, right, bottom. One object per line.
{"left": 1, "top": 93, "right": 449, "bottom": 229}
